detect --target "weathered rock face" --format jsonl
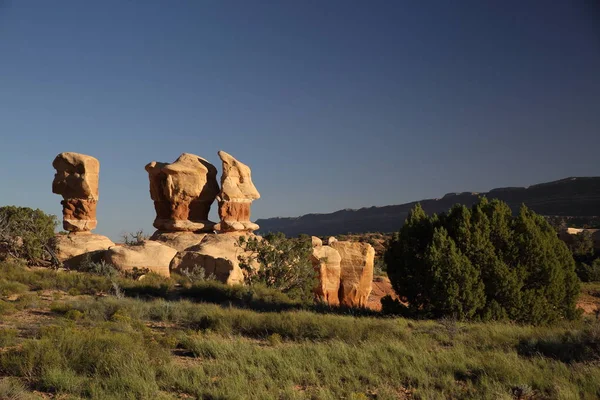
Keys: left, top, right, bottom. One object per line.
{"left": 54, "top": 232, "right": 115, "bottom": 267}
{"left": 145, "top": 153, "right": 219, "bottom": 232}
{"left": 170, "top": 233, "right": 253, "bottom": 285}
{"left": 214, "top": 151, "right": 260, "bottom": 233}
{"left": 149, "top": 231, "right": 207, "bottom": 252}
{"left": 52, "top": 152, "right": 100, "bottom": 232}
{"left": 104, "top": 241, "right": 177, "bottom": 277}
{"left": 311, "top": 238, "right": 342, "bottom": 305}
{"left": 330, "top": 241, "right": 375, "bottom": 307}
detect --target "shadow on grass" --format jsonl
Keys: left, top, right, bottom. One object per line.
{"left": 122, "top": 279, "right": 381, "bottom": 317}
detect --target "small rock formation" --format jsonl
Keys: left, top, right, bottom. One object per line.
{"left": 52, "top": 152, "right": 115, "bottom": 266}
{"left": 145, "top": 153, "right": 219, "bottom": 232}
{"left": 170, "top": 233, "right": 254, "bottom": 285}
{"left": 214, "top": 151, "right": 260, "bottom": 233}
{"left": 311, "top": 237, "right": 342, "bottom": 305}
{"left": 149, "top": 231, "right": 208, "bottom": 252}
{"left": 104, "top": 241, "right": 177, "bottom": 277}
{"left": 330, "top": 241, "right": 375, "bottom": 307}
{"left": 54, "top": 232, "right": 115, "bottom": 267}
{"left": 52, "top": 152, "right": 100, "bottom": 232}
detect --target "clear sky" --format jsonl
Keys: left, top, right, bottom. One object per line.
{"left": 1, "top": 0, "right": 599, "bottom": 241}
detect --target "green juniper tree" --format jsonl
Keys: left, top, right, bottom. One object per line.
{"left": 384, "top": 199, "right": 580, "bottom": 324}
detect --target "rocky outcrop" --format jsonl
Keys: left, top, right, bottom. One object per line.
{"left": 52, "top": 152, "right": 100, "bottom": 232}
{"left": 145, "top": 153, "right": 219, "bottom": 232}
{"left": 214, "top": 151, "right": 260, "bottom": 233}
{"left": 330, "top": 241, "right": 375, "bottom": 307}
{"left": 54, "top": 232, "right": 115, "bottom": 267}
{"left": 311, "top": 237, "right": 341, "bottom": 305}
{"left": 149, "top": 231, "right": 207, "bottom": 252}
{"left": 170, "top": 233, "right": 253, "bottom": 285}
{"left": 104, "top": 241, "right": 177, "bottom": 277}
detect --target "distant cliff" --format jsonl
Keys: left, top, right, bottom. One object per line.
{"left": 256, "top": 177, "right": 600, "bottom": 237}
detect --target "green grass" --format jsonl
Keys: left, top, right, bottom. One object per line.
{"left": 1, "top": 261, "right": 599, "bottom": 399}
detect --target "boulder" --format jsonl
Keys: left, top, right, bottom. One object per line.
{"left": 104, "top": 240, "right": 177, "bottom": 277}
{"left": 145, "top": 153, "right": 219, "bottom": 232}
{"left": 54, "top": 232, "right": 115, "bottom": 267}
{"left": 311, "top": 236, "right": 323, "bottom": 247}
{"left": 170, "top": 233, "right": 253, "bottom": 285}
{"left": 149, "top": 231, "right": 207, "bottom": 252}
{"left": 330, "top": 241, "right": 375, "bottom": 307}
{"left": 214, "top": 151, "right": 260, "bottom": 233}
{"left": 311, "top": 245, "right": 342, "bottom": 305}
{"left": 52, "top": 152, "right": 100, "bottom": 232}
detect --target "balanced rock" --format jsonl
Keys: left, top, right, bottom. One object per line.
{"left": 146, "top": 153, "right": 219, "bottom": 232}
{"left": 214, "top": 151, "right": 260, "bottom": 233}
{"left": 104, "top": 241, "right": 177, "bottom": 277}
{"left": 52, "top": 152, "right": 100, "bottom": 232}
{"left": 170, "top": 233, "right": 253, "bottom": 285}
{"left": 311, "top": 237, "right": 342, "bottom": 305}
{"left": 330, "top": 241, "right": 375, "bottom": 307}
{"left": 149, "top": 231, "right": 207, "bottom": 252}
{"left": 54, "top": 232, "right": 115, "bottom": 267}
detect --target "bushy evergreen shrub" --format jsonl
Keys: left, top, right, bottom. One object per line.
{"left": 384, "top": 199, "right": 580, "bottom": 324}
{"left": 238, "top": 232, "right": 317, "bottom": 303}
{"left": 0, "top": 206, "right": 57, "bottom": 263}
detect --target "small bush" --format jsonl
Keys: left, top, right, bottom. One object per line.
{"left": 0, "top": 206, "right": 57, "bottom": 263}
{"left": 0, "top": 328, "right": 18, "bottom": 347}
{"left": 238, "top": 233, "right": 317, "bottom": 302}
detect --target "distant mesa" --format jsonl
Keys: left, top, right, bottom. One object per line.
{"left": 256, "top": 177, "right": 600, "bottom": 237}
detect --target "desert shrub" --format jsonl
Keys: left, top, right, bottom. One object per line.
{"left": 237, "top": 233, "right": 317, "bottom": 302}
{"left": 0, "top": 328, "right": 18, "bottom": 347}
{"left": 0, "top": 206, "right": 57, "bottom": 263}
{"left": 384, "top": 199, "right": 580, "bottom": 324}
{"left": 120, "top": 230, "right": 149, "bottom": 246}
{"left": 577, "top": 258, "right": 600, "bottom": 283}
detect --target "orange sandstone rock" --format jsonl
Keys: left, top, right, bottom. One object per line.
{"left": 145, "top": 153, "right": 219, "bottom": 232}
{"left": 214, "top": 151, "right": 260, "bottom": 233}
{"left": 52, "top": 152, "right": 100, "bottom": 232}
{"left": 330, "top": 241, "right": 375, "bottom": 307}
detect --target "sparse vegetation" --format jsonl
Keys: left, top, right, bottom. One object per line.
{"left": 0, "top": 206, "right": 57, "bottom": 264}
{"left": 1, "top": 261, "right": 600, "bottom": 399}
{"left": 238, "top": 232, "right": 317, "bottom": 302}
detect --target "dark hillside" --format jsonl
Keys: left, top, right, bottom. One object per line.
{"left": 257, "top": 177, "right": 600, "bottom": 236}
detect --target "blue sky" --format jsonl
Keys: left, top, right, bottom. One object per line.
{"left": 1, "top": 0, "right": 599, "bottom": 240}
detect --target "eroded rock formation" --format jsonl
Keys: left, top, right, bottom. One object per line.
{"left": 311, "top": 237, "right": 342, "bottom": 305}
{"left": 149, "top": 231, "right": 208, "bottom": 252}
{"left": 214, "top": 151, "right": 260, "bottom": 233}
{"left": 54, "top": 232, "right": 115, "bottom": 267}
{"left": 52, "top": 152, "right": 99, "bottom": 232}
{"left": 330, "top": 241, "right": 375, "bottom": 307}
{"left": 104, "top": 241, "right": 177, "bottom": 277}
{"left": 170, "top": 233, "right": 254, "bottom": 285}
{"left": 145, "top": 153, "right": 219, "bottom": 232}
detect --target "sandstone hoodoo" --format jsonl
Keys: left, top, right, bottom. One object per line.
{"left": 214, "top": 151, "right": 261, "bottom": 233}
{"left": 52, "top": 152, "right": 115, "bottom": 265}
{"left": 330, "top": 241, "right": 375, "bottom": 307}
{"left": 52, "top": 152, "right": 100, "bottom": 232}
{"left": 311, "top": 237, "right": 342, "bottom": 305}
{"left": 145, "top": 153, "right": 219, "bottom": 232}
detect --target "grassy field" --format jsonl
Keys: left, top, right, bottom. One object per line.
{"left": 0, "top": 261, "right": 599, "bottom": 400}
